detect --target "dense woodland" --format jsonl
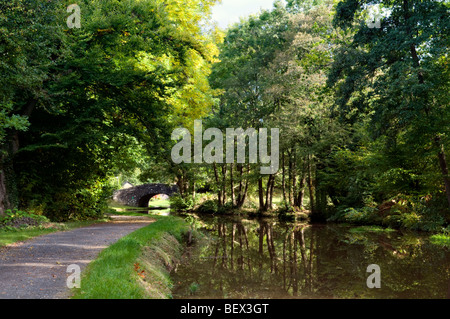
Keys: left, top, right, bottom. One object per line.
{"left": 0, "top": 0, "right": 449, "bottom": 232}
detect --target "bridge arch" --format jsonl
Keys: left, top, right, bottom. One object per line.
{"left": 112, "top": 184, "right": 179, "bottom": 207}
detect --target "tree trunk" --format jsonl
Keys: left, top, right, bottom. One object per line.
{"left": 0, "top": 130, "right": 22, "bottom": 215}
{"left": 296, "top": 175, "right": 306, "bottom": 209}
{"left": 282, "top": 152, "right": 287, "bottom": 207}
{"left": 269, "top": 174, "right": 275, "bottom": 209}
{"left": 0, "top": 99, "right": 37, "bottom": 215}
{"left": 435, "top": 136, "right": 450, "bottom": 208}
{"left": 292, "top": 150, "right": 297, "bottom": 207}
{"left": 236, "top": 165, "right": 242, "bottom": 206}
{"left": 264, "top": 174, "right": 275, "bottom": 211}
{"left": 307, "top": 155, "right": 315, "bottom": 214}
{"left": 213, "top": 163, "right": 222, "bottom": 205}
{"left": 0, "top": 167, "right": 9, "bottom": 216}
{"left": 230, "top": 163, "right": 235, "bottom": 207}
{"left": 221, "top": 164, "right": 227, "bottom": 205}
{"left": 258, "top": 177, "right": 265, "bottom": 212}
{"left": 236, "top": 164, "right": 249, "bottom": 208}
{"left": 265, "top": 175, "right": 271, "bottom": 211}
{"left": 288, "top": 152, "right": 294, "bottom": 206}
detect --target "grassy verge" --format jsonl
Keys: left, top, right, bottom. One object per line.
{"left": 148, "top": 198, "right": 170, "bottom": 208}
{"left": 0, "top": 219, "right": 108, "bottom": 247}
{"left": 71, "top": 215, "right": 190, "bottom": 299}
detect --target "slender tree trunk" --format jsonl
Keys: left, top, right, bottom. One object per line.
{"left": 0, "top": 130, "right": 21, "bottom": 216}
{"left": 269, "top": 175, "right": 275, "bottom": 209}
{"left": 237, "top": 164, "right": 242, "bottom": 206}
{"left": 221, "top": 164, "right": 227, "bottom": 205}
{"left": 258, "top": 176, "right": 265, "bottom": 212}
{"left": 0, "top": 99, "right": 37, "bottom": 215}
{"left": 265, "top": 175, "right": 271, "bottom": 211}
{"left": 0, "top": 166, "right": 9, "bottom": 216}
{"left": 231, "top": 223, "right": 236, "bottom": 270}
{"left": 238, "top": 177, "right": 249, "bottom": 208}
{"left": 282, "top": 152, "right": 287, "bottom": 207}
{"left": 213, "top": 163, "right": 222, "bottom": 205}
{"left": 297, "top": 168, "right": 306, "bottom": 209}
{"left": 288, "top": 151, "right": 292, "bottom": 206}
{"left": 236, "top": 164, "right": 250, "bottom": 208}
{"left": 292, "top": 149, "right": 297, "bottom": 206}
{"left": 307, "top": 155, "right": 315, "bottom": 214}
{"left": 230, "top": 163, "right": 235, "bottom": 207}
{"left": 435, "top": 136, "right": 450, "bottom": 208}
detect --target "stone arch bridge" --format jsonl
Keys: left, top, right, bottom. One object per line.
{"left": 112, "top": 184, "right": 179, "bottom": 207}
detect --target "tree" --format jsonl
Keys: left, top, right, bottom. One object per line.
{"left": 328, "top": 0, "right": 450, "bottom": 209}
{"left": 208, "top": 3, "right": 291, "bottom": 211}
{"left": 0, "top": 0, "right": 64, "bottom": 214}
{"left": 1, "top": 0, "right": 222, "bottom": 218}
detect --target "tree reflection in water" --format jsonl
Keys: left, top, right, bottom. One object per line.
{"left": 171, "top": 215, "right": 449, "bottom": 299}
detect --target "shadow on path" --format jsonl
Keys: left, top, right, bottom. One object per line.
{"left": 0, "top": 215, "right": 154, "bottom": 299}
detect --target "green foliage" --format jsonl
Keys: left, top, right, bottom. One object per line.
{"left": 337, "top": 206, "right": 380, "bottom": 225}
{"left": 275, "top": 204, "right": 297, "bottom": 222}
{"left": 169, "top": 194, "right": 194, "bottom": 212}
{"left": 328, "top": 0, "right": 450, "bottom": 221}
{"left": 0, "top": 209, "right": 49, "bottom": 230}
{"left": 196, "top": 199, "right": 219, "bottom": 214}
{"left": 44, "top": 185, "right": 113, "bottom": 222}
{"left": 430, "top": 233, "right": 450, "bottom": 248}
{"left": 1, "top": 0, "right": 448, "bottom": 233}
{"left": 1, "top": 0, "right": 222, "bottom": 219}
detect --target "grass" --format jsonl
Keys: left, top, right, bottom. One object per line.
{"left": 0, "top": 219, "right": 108, "bottom": 247}
{"left": 71, "top": 214, "right": 190, "bottom": 299}
{"left": 108, "top": 199, "right": 170, "bottom": 214}
{"left": 148, "top": 198, "right": 170, "bottom": 209}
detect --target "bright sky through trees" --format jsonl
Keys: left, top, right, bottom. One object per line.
{"left": 211, "top": 0, "right": 284, "bottom": 28}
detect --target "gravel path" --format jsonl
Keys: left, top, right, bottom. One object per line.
{"left": 0, "top": 215, "right": 154, "bottom": 299}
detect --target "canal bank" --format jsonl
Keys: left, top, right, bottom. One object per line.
{"left": 72, "top": 215, "right": 193, "bottom": 299}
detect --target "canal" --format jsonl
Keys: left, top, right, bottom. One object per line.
{"left": 171, "top": 214, "right": 449, "bottom": 299}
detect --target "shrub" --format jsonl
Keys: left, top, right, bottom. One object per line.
{"left": 169, "top": 194, "right": 194, "bottom": 212}
{"left": 45, "top": 189, "right": 108, "bottom": 222}
{"left": 0, "top": 209, "right": 49, "bottom": 229}
{"left": 196, "top": 199, "right": 219, "bottom": 214}
{"left": 380, "top": 195, "right": 448, "bottom": 231}
{"left": 341, "top": 206, "right": 380, "bottom": 225}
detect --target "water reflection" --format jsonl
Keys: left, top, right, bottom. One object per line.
{"left": 172, "top": 215, "right": 449, "bottom": 299}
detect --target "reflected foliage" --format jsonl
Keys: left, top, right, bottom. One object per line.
{"left": 172, "top": 216, "right": 449, "bottom": 299}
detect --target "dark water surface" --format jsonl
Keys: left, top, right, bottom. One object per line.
{"left": 171, "top": 215, "right": 449, "bottom": 299}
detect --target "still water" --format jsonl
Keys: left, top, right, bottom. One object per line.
{"left": 171, "top": 215, "right": 449, "bottom": 299}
